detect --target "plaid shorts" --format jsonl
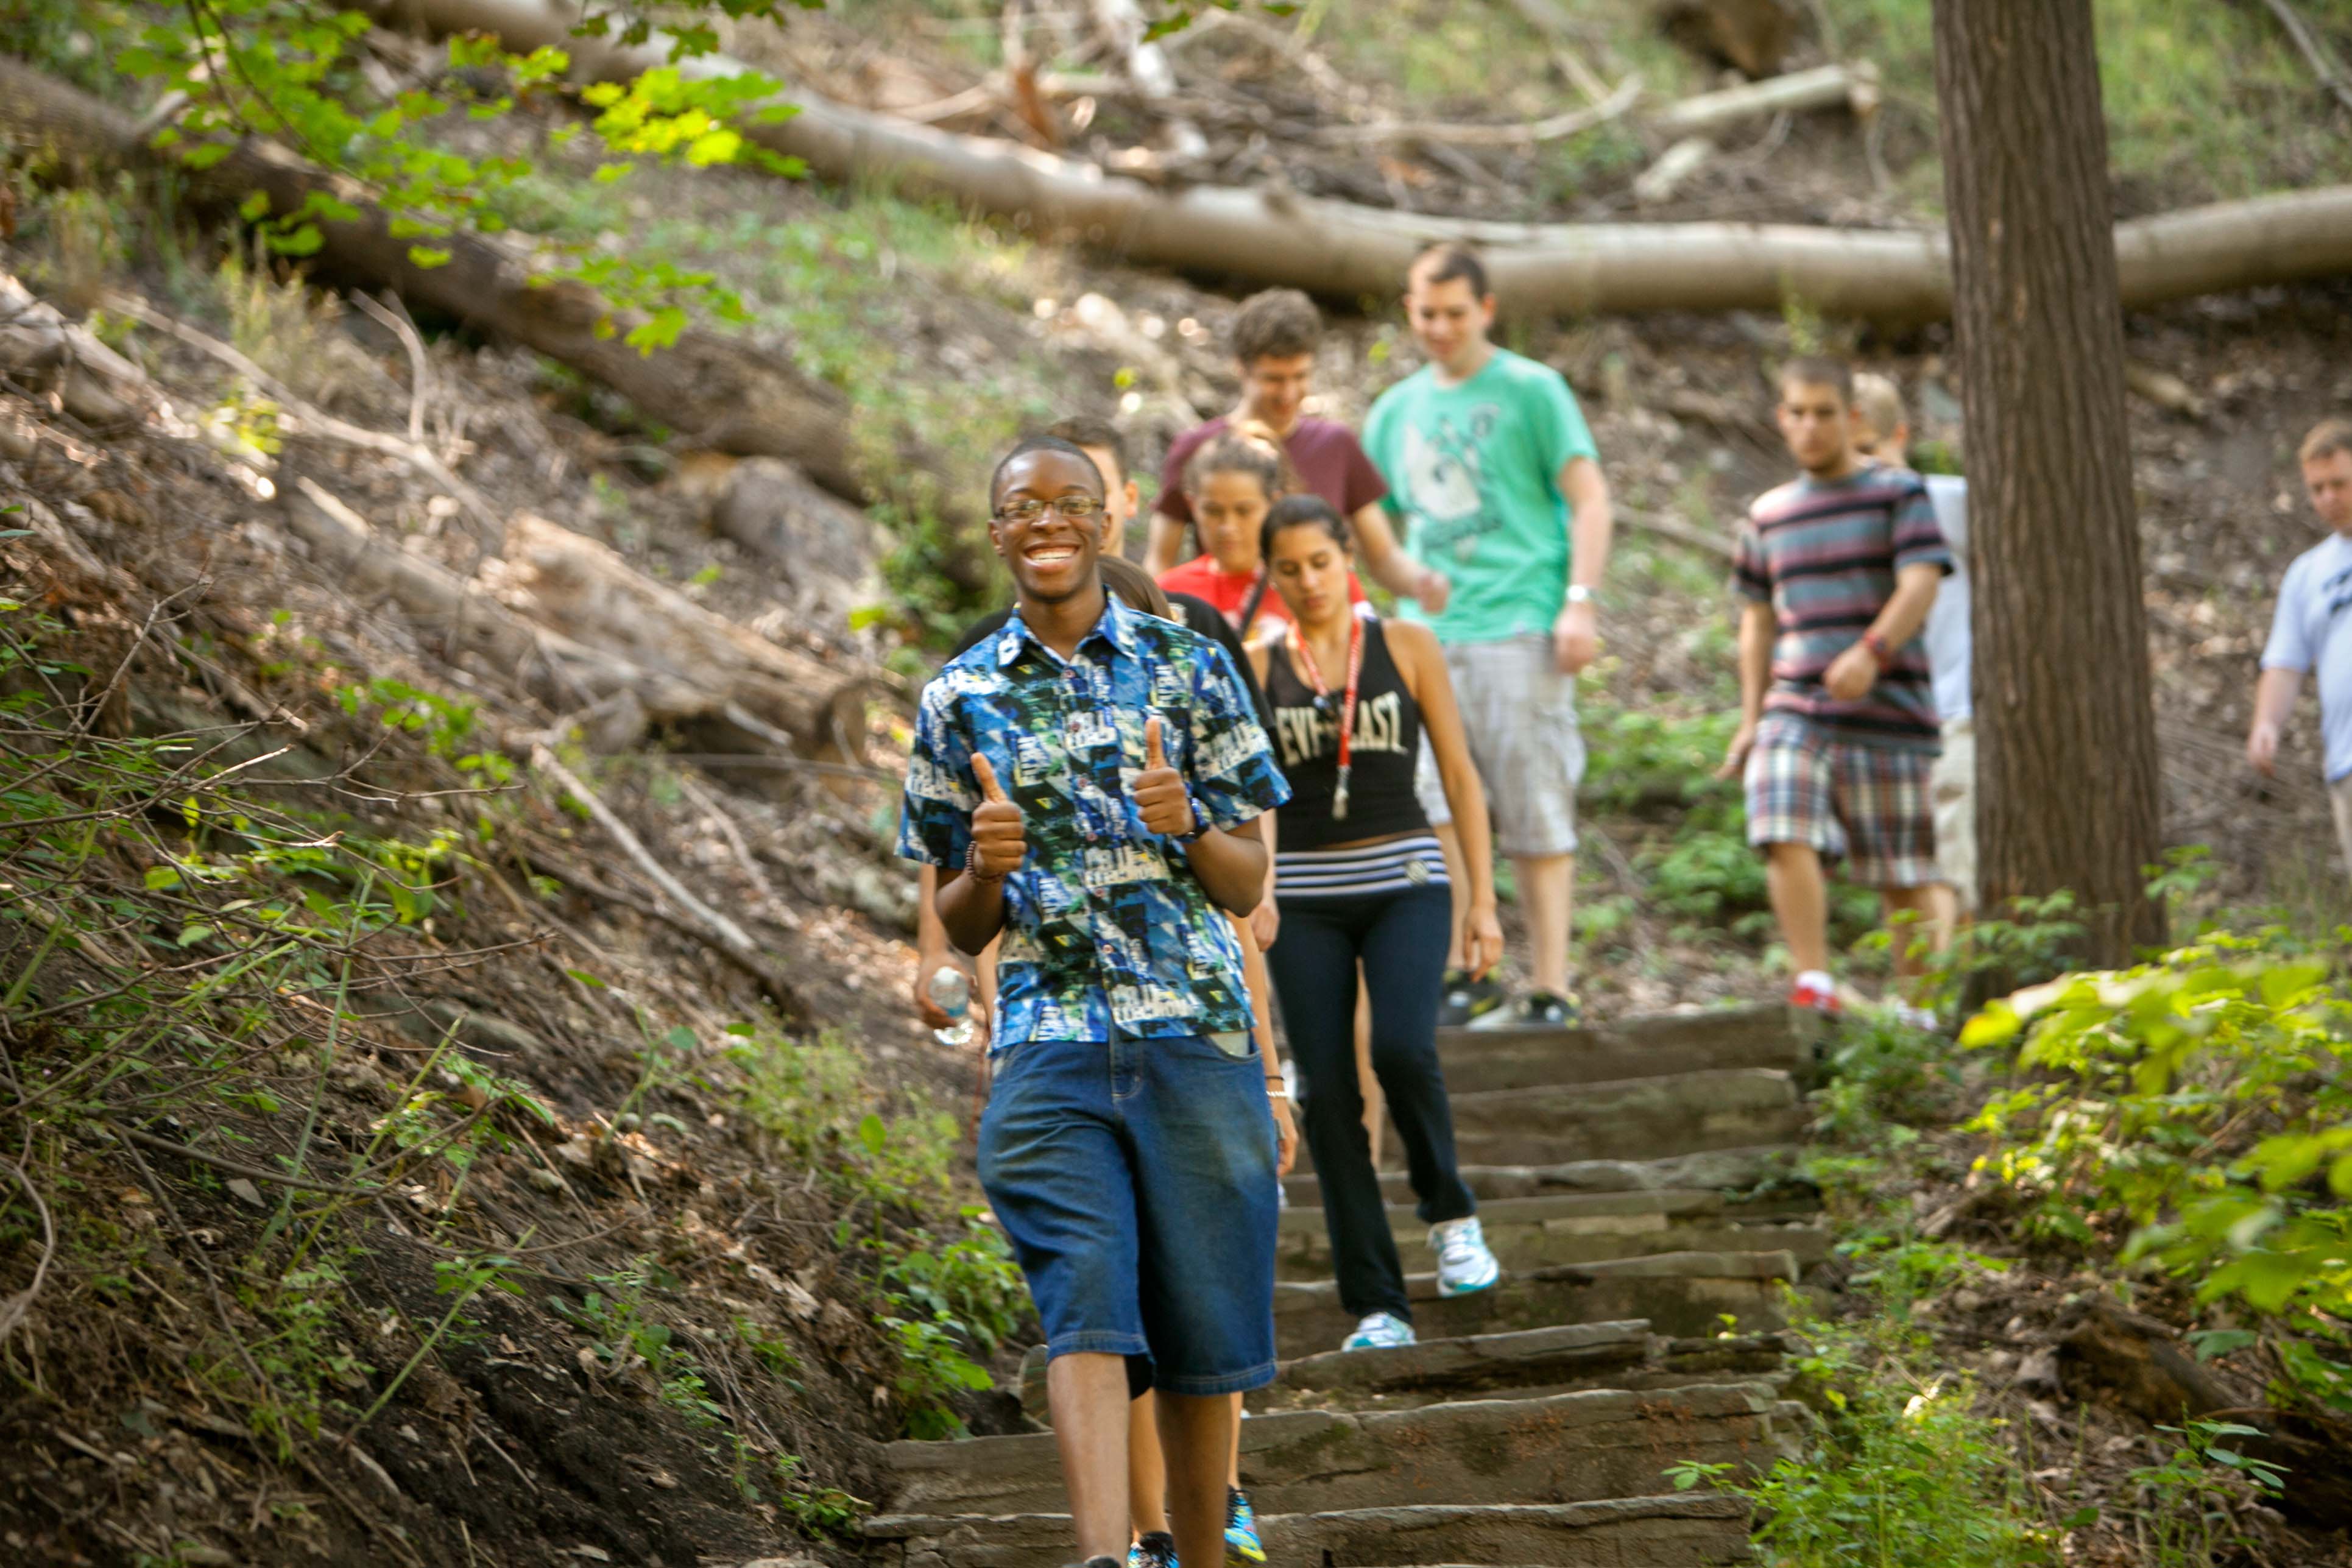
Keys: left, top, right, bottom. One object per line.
{"left": 1743, "top": 713, "right": 1940, "bottom": 888}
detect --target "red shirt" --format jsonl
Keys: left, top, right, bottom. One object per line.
{"left": 1158, "top": 555, "right": 1366, "bottom": 638}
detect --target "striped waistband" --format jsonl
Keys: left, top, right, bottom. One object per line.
{"left": 1274, "top": 834, "right": 1450, "bottom": 898}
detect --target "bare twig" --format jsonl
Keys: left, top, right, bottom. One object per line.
{"left": 530, "top": 747, "right": 756, "bottom": 953}
{"left": 0, "top": 1153, "right": 55, "bottom": 1350}
{"left": 103, "top": 291, "right": 502, "bottom": 544}
{"left": 105, "top": 1122, "right": 380, "bottom": 1196}
{"left": 528, "top": 748, "right": 802, "bottom": 1014}
{"left": 2258, "top": 0, "right": 2352, "bottom": 116}
{"left": 1494, "top": 0, "right": 1617, "bottom": 105}
{"left": 1319, "top": 72, "right": 1640, "bottom": 149}
{"left": 346, "top": 289, "right": 429, "bottom": 447}
{"left": 677, "top": 774, "right": 800, "bottom": 931}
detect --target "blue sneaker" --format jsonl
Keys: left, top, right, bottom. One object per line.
{"left": 1127, "top": 1530, "right": 1177, "bottom": 1568}
{"left": 1224, "top": 1486, "right": 1264, "bottom": 1567}
{"left": 1341, "top": 1311, "right": 1416, "bottom": 1351}
{"left": 1430, "top": 1216, "right": 1500, "bottom": 1296}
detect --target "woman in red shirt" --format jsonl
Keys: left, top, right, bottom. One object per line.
{"left": 1157, "top": 422, "right": 1363, "bottom": 641}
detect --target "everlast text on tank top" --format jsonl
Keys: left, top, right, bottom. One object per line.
{"left": 1263, "top": 616, "right": 1430, "bottom": 851}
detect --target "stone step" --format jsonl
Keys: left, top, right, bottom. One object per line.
{"left": 1426, "top": 1070, "right": 1807, "bottom": 1170}
{"left": 1274, "top": 1250, "right": 1799, "bottom": 1359}
{"left": 1275, "top": 1190, "right": 1831, "bottom": 1277}
{"left": 1251, "top": 1324, "right": 1793, "bottom": 1414}
{"left": 1282, "top": 1145, "right": 1806, "bottom": 1208}
{"left": 1277, "top": 1223, "right": 1827, "bottom": 1280}
{"left": 1016, "top": 1321, "right": 1793, "bottom": 1424}
{"left": 866, "top": 1495, "right": 1755, "bottom": 1567}
{"left": 884, "top": 1380, "right": 1795, "bottom": 1519}
{"left": 1435, "top": 1003, "right": 1814, "bottom": 1093}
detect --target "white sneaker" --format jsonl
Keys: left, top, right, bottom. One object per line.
{"left": 1430, "top": 1216, "right": 1500, "bottom": 1296}
{"left": 1341, "top": 1312, "right": 1416, "bottom": 1351}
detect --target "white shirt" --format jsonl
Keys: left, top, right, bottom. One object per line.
{"left": 1919, "top": 474, "right": 1971, "bottom": 722}
{"left": 2262, "top": 531, "right": 2352, "bottom": 783}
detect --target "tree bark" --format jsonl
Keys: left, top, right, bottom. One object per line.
{"left": 1933, "top": 0, "right": 2163, "bottom": 961}
{"left": 0, "top": 53, "right": 990, "bottom": 593}
{"left": 369, "top": 0, "right": 2352, "bottom": 323}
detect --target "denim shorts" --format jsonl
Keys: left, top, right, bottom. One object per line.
{"left": 977, "top": 1033, "right": 1280, "bottom": 1398}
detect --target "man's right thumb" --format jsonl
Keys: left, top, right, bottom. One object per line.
{"left": 972, "top": 753, "right": 1008, "bottom": 803}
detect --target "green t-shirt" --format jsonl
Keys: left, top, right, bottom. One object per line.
{"left": 1363, "top": 347, "right": 1599, "bottom": 646}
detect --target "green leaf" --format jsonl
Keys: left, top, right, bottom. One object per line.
{"left": 144, "top": 866, "right": 183, "bottom": 891}
{"left": 238, "top": 190, "right": 274, "bottom": 221}
{"left": 266, "top": 224, "right": 326, "bottom": 257}
{"left": 406, "top": 245, "right": 453, "bottom": 269}
{"left": 858, "top": 1113, "right": 886, "bottom": 1156}
{"left": 177, "top": 925, "right": 213, "bottom": 947}
{"left": 565, "top": 967, "right": 608, "bottom": 989}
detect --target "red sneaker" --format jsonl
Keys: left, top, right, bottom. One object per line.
{"left": 1788, "top": 977, "right": 1842, "bottom": 1016}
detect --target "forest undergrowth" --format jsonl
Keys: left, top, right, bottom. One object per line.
{"left": 1702, "top": 885, "right": 2352, "bottom": 1566}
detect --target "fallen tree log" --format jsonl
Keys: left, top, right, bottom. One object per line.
{"left": 2063, "top": 1297, "right": 2352, "bottom": 1530}
{"left": 0, "top": 52, "right": 990, "bottom": 592}
{"left": 372, "top": 0, "right": 2352, "bottom": 322}
{"left": 0, "top": 253, "right": 877, "bottom": 764}
{"left": 492, "top": 513, "right": 874, "bottom": 767}
{"left": 280, "top": 473, "right": 873, "bottom": 766}
{"left": 1650, "top": 61, "right": 1877, "bottom": 140}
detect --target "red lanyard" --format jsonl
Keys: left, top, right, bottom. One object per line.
{"left": 1289, "top": 612, "right": 1366, "bottom": 821}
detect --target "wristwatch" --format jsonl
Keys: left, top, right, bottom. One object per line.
{"left": 1564, "top": 584, "right": 1598, "bottom": 607}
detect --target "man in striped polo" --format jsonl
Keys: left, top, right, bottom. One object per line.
{"left": 1719, "top": 358, "right": 1951, "bottom": 1021}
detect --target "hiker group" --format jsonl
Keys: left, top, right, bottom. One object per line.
{"left": 895, "top": 240, "right": 2352, "bottom": 1568}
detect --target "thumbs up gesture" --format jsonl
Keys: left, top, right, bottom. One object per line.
{"left": 1133, "top": 716, "right": 1197, "bottom": 839}
{"left": 967, "top": 754, "right": 1028, "bottom": 879}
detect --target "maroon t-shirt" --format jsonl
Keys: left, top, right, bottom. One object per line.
{"left": 1156, "top": 415, "right": 1389, "bottom": 529}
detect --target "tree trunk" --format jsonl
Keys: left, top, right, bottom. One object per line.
{"left": 0, "top": 54, "right": 992, "bottom": 593}
{"left": 366, "top": 0, "right": 2352, "bottom": 323}
{"left": 1932, "top": 0, "right": 2163, "bottom": 961}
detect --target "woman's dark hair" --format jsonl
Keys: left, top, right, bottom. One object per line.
{"left": 991, "top": 434, "right": 1105, "bottom": 508}
{"left": 1239, "top": 494, "right": 1351, "bottom": 632}
{"left": 1099, "top": 555, "right": 1173, "bottom": 621}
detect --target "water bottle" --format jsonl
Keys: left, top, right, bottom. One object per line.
{"left": 928, "top": 967, "right": 975, "bottom": 1048}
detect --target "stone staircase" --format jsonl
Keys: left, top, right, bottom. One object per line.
{"left": 866, "top": 1005, "right": 1823, "bottom": 1568}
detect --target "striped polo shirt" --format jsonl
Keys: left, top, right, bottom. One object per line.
{"left": 1734, "top": 465, "right": 1952, "bottom": 748}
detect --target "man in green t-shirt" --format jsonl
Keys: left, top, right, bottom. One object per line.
{"left": 1364, "top": 243, "right": 1616, "bottom": 1028}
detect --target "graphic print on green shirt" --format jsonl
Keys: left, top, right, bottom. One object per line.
{"left": 1363, "top": 347, "right": 1600, "bottom": 646}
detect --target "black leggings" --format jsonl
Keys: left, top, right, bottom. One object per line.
{"left": 1265, "top": 880, "right": 1476, "bottom": 1323}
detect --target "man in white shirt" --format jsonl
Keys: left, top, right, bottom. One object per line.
{"left": 1853, "top": 374, "right": 1973, "bottom": 938}
{"left": 2248, "top": 418, "right": 2352, "bottom": 880}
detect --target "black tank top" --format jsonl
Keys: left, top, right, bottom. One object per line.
{"left": 1263, "top": 617, "right": 1429, "bottom": 851}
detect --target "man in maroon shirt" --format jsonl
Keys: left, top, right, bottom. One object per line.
{"left": 1147, "top": 289, "right": 1446, "bottom": 615}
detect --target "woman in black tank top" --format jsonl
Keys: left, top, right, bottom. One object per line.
{"left": 1247, "top": 496, "right": 1505, "bottom": 1350}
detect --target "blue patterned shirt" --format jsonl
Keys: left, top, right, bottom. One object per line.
{"left": 897, "top": 596, "right": 1290, "bottom": 1045}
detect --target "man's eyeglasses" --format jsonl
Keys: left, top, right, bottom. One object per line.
{"left": 995, "top": 496, "right": 1106, "bottom": 525}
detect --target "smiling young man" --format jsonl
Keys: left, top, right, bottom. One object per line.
{"left": 1365, "top": 242, "right": 1616, "bottom": 1028}
{"left": 1148, "top": 288, "right": 1446, "bottom": 612}
{"left": 1722, "top": 359, "right": 1950, "bottom": 1020}
{"left": 899, "top": 436, "right": 1291, "bottom": 1568}
{"left": 2248, "top": 418, "right": 2352, "bottom": 881}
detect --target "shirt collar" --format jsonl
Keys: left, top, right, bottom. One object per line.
{"left": 996, "top": 590, "right": 1139, "bottom": 668}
